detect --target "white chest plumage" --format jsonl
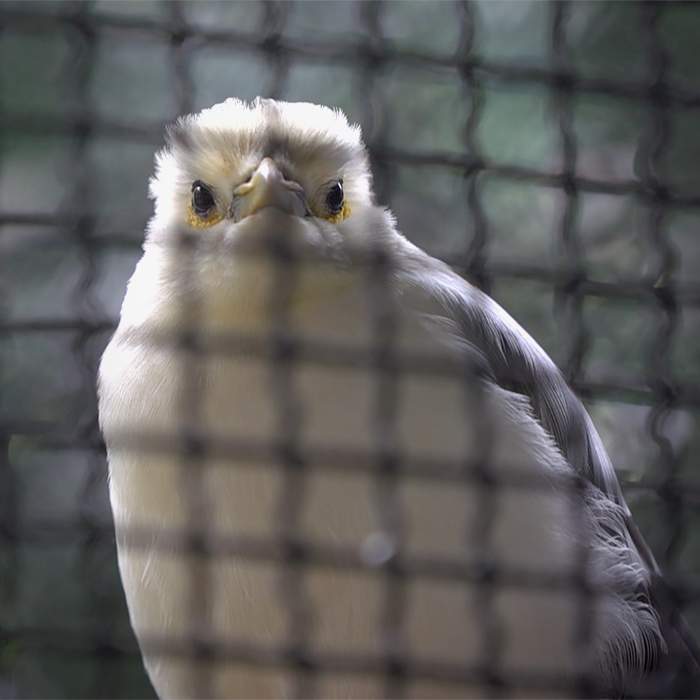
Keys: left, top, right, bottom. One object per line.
{"left": 100, "top": 246, "right": 590, "bottom": 699}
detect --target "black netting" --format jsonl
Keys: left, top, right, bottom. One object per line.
{"left": 1, "top": 1, "right": 700, "bottom": 698}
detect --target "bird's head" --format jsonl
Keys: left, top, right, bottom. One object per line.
{"left": 139, "top": 98, "right": 397, "bottom": 330}
{"left": 148, "top": 97, "right": 391, "bottom": 248}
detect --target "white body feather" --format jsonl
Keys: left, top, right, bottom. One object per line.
{"left": 98, "top": 99, "right": 662, "bottom": 698}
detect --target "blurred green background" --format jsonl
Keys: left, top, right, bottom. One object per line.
{"left": 1, "top": 0, "right": 700, "bottom": 696}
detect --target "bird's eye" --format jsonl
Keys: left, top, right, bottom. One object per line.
{"left": 326, "top": 180, "right": 344, "bottom": 215}
{"left": 192, "top": 181, "right": 215, "bottom": 216}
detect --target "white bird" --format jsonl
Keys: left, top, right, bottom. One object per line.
{"left": 98, "top": 97, "right": 696, "bottom": 698}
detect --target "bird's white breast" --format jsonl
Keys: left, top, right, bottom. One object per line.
{"left": 100, "top": 243, "right": 587, "bottom": 698}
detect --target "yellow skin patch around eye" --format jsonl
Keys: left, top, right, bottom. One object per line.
{"left": 324, "top": 200, "right": 351, "bottom": 224}
{"left": 186, "top": 204, "right": 224, "bottom": 229}
{"left": 187, "top": 200, "right": 351, "bottom": 228}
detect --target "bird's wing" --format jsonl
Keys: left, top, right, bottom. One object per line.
{"left": 394, "top": 240, "right": 700, "bottom": 689}
{"left": 397, "top": 243, "right": 623, "bottom": 501}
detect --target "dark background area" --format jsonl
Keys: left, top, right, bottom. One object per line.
{"left": 1, "top": 1, "right": 700, "bottom": 696}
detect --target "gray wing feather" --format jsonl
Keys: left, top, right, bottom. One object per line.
{"left": 395, "top": 243, "right": 699, "bottom": 692}
{"left": 400, "top": 247, "right": 624, "bottom": 502}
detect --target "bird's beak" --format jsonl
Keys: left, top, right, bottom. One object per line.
{"left": 232, "top": 157, "right": 307, "bottom": 221}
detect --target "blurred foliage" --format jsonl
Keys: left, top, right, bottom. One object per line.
{"left": 1, "top": 1, "right": 700, "bottom": 696}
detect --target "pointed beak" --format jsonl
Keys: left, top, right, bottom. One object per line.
{"left": 232, "top": 158, "right": 307, "bottom": 221}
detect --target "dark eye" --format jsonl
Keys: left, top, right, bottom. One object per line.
{"left": 326, "top": 180, "right": 344, "bottom": 214}
{"left": 192, "top": 180, "right": 215, "bottom": 216}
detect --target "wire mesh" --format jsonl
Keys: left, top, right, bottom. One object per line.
{"left": 1, "top": 0, "right": 700, "bottom": 697}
